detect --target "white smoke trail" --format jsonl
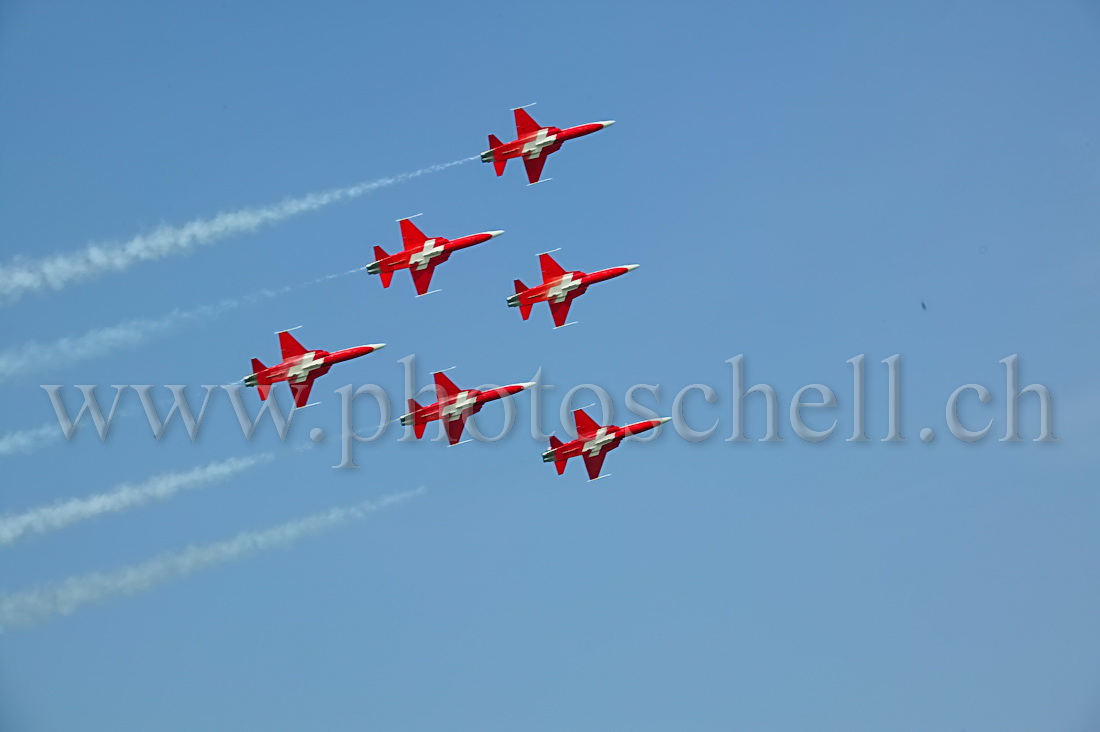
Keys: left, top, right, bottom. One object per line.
{"left": 0, "top": 302, "right": 234, "bottom": 380}
{"left": 0, "top": 488, "right": 423, "bottom": 630}
{"left": 0, "top": 423, "right": 61, "bottom": 457}
{"left": 0, "top": 158, "right": 475, "bottom": 305}
{"left": 0, "top": 454, "right": 275, "bottom": 546}
{"left": 0, "top": 266, "right": 365, "bottom": 380}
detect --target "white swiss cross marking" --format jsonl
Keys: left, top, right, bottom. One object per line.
{"left": 409, "top": 239, "right": 445, "bottom": 271}
{"left": 583, "top": 427, "right": 615, "bottom": 457}
{"left": 522, "top": 129, "right": 557, "bottom": 159}
{"left": 440, "top": 391, "right": 477, "bottom": 421}
{"left": 548, "top": 273, "right": 582, "bottom": 303}
{"left": 287, "top": 352, "right": 324, "bottom": 382}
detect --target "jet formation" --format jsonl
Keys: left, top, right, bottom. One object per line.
{"left": 242, "top": 106, "right": 666, "bottom": 478}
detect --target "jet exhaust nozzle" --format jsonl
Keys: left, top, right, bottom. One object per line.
{"left": 480, "top": 150, "right": 495, "bottom": 163}
{"left": 366, "top": 261, "right": 381, "bottom": 274}
{"left": 244, "top": 374, "right": 258, "bottom": 387}
{"left": 506, "top": 293, "right": 521, "bottom": 307}
{"left": 541, "top": 449, "right": 556, "bottom": 462}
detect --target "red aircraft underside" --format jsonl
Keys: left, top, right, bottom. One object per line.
{"left": 481, "top": 107, "right": 615, "bottom": 184}
{"left": 542, "top": 408, "right": 670, "bottom": 480}
{"left": 367, "top": 217, "right": 503, "bottom": 295}
{"left": 244, "top": 330, "right": 385, "bottom": 408}
{"left": 401, "top": 371, "right": 536, "bottom": 445}
{"left": 508, "top": 252, "right": 638, "bottom": 327}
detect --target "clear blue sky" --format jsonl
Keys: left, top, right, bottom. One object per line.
{"left": 2, "top": 1, "right": 1099, "bottom": 729}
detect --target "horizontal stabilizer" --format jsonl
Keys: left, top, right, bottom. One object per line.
{"left": 257, "top": 383, "right": 271, "bottom": 401}
{"left": 251, "top": 358, "right": 266, "bottom": 374}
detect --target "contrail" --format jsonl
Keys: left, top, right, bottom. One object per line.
{"left": 0, "top": 266, "right": 365, "bottom": 380}
{"left": 0, "top": 454, "right": 275, "bottom": 546}
{"left": 0, "top": 489, "right": 423, "bottom": 630}
{"left": 0, "top": 158, "right": 475, "bottom": 305}
{"left": 0, "top": 423, "right": 61, "bottom": 457}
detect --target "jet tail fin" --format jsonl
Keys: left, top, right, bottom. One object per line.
{"left": 373, "top": 246, "right": 393, "bottom": 288}
{"left": 407, "top": 399, "right": 427, "bottom": 439}
{"left": 250, "top": 358, "right": 271, "bottom": 400}
{"left": 513, "top": 279, "right": 533, "bottom": 320}
{"left": 548, "top": 435, "right": 567, "bottom": 474}
{"left": 488, "top": 135, "right": 507, "bottom": 176}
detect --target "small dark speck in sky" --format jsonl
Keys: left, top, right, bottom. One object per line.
{"left": 921, "top": 301, "right": 927, "bottom": 311}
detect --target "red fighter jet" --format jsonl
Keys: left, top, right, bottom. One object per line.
{"left": 542, "top": 408, "right": 670, "bottom": 480}
{"left": 481, "top": 105, "right": 615, "bottom": 184}
{"left": 508, "top": 251, "right": 638, "bottom": 328}
{"left": 367, "top": 216, "right": 504, "bottom": 296}
{"left": 400, "top": 371, "right": 536, "bottom": 445}
{"left": 244, "top": 329, "right": 385, "bottom": 408}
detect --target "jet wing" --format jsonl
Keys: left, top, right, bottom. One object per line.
{"left": 278, "top": 331, "right": 308, "bottom": 361}
{"left": 523, "top": 155, "right": 549, "bottom": 185}
{"left": 290, "top": 377, "right": 315, "bottom": 408}
{"left": 582, "top": 451, "right": 607, "bottom": 480}
{"left": 433, "top": 371, "right": 460, "bottom": 399}
{"left": 548, "top": 296, "right": 573, "bottom": 328}
{"left": 444, "top": 412, "right": 470, "bottom": 445}
{"left": 410, "top": 264, "right": 436, "bottom": 295}
{"left": 539, "top": 253, "right": 565, "bottom": 282}
{"left": 514, "top": 107, "right": 543, "bottom": 137}
{"left": 573, "top": 408, "right": 601, "bottom": 437}
{"left": 399, "top": 218, "right": 428, "bottom": 251}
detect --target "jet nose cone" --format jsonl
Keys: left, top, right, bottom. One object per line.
{"left": 485, "top": 230, "right": 505, "bottom": 239}
{"left": 369, "top": 343, "right": 387, "bottom": 351}
{"left": 599, "top": 120, "right": 616, "bottom": 128}
{"left": 622, "top": 264, "right": 640, "bottom": 272}
{"left": 657, "top": 417, "right": 671, "bottom": 424}
{"left": 516, "top": 382, "right": 538, "bottom": 390}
